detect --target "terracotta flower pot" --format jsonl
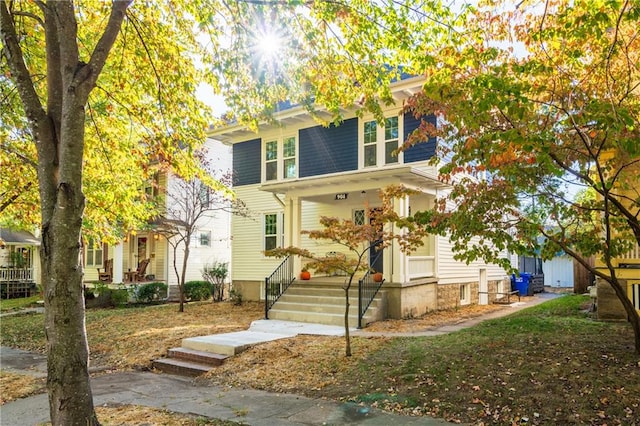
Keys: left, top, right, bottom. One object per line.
{"left": 373, "top": 272, "right": 383, "bottom": 282}
{"left": 300, "top": 271, "right": 311, "bottom": 280}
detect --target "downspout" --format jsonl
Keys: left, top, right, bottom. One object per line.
{"left": 272, "top": 193, "right": 285, "bottom": 207}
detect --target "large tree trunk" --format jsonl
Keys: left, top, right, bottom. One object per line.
{"left": 1, "top": 2, "right": 131, "bottom": 423}
{"left": 41, "top": 138, "right": 97, "bottom": 425}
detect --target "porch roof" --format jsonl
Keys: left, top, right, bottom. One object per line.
{"left": 258, "top": 166, "right": 449, "bottom": 199}
{"left": 0, "top": 228, "right": 40, "bottom": 246}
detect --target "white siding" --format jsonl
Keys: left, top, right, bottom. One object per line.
{"left": 542, "top": 255, "right": 574, "bottom": 288}
{"left": 436, "top": 233, "right": 508, "bottom": 284}
{"left": 165, "top": 139, "right": 232, "bottom": 287}
{"left": 232, "top": 185, "right": 285, "bottom": 281}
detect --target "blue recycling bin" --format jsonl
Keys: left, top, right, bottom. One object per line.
{"left": 512, "top": 273, "right": 532, "bottom": 296}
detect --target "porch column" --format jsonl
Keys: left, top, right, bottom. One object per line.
{"left": 284, "top": 195, "right": 302, "bottom": 275}
{"left": 113, "top": 243, "right": 124, "bottom": 283}
{"left": 391, "top": 194, "right": 410, "bottom": 284}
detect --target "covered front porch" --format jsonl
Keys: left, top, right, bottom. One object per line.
{"left": 260, "top": 165, "right": 443, "bottom": 285}
{"left": 85, "top": 231, "right": 169, "bottom": 285}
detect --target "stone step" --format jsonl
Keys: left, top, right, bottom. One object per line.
{"left": 168, "top": 347, "right": 228, "bottom": 366}
{"left": 152, "top": 357, "right": 213, "bottom": 377}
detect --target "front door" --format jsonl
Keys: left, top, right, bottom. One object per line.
{"left": 136, "top": 236, "right": 148, "bottom": 268}
{"left": 369, "top": 208, "right": 383, "bottom": 274}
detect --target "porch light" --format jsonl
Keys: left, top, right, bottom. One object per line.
{"left": 153, "top": 233, "right": 159, "bottom": 241}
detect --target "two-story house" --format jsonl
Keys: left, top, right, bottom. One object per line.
{"left": 84, "top": 139, "right": 232, "bottom": 299}
{"left": 208, "top": 75, "right": 510, "bottom": 325}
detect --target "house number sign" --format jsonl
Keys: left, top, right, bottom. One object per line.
{"left": 335, "top": 193, "right": 348, "bottom": 200}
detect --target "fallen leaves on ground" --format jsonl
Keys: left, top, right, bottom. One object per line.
{"left": 0, "top": 371, "right": 46, "bottom": 404}
{"left": 363, "top": 302, "right": 508, "bottom": 332}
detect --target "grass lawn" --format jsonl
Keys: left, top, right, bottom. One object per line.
{"left": 1, "top": 295, "right": 638, "bottom": 425}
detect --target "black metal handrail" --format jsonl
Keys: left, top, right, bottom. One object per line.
{"left": 357, "top": 250, "right": 385, "bottom": 329}
{"left": 264, "top": 255, "right": 295, "bottom": 319}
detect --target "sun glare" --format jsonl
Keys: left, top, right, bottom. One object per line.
{"left": 256, "top": 31, "right": 283, "bottom": 61}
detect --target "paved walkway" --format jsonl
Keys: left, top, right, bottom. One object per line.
{"left": 0, "top": 293, "right": 562, "bottom": 426}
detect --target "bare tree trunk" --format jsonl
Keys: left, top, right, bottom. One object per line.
{"left": 608, "top": 276, "right": 640, "bottom": 355}
{"left": 344, "top": 277, "right": 353, "bottom": 357}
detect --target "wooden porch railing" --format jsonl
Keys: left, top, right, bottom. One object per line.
{"left": 0, "top": 267, "right": 34, "bottom": 282}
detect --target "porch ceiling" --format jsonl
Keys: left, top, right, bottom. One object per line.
{"left": 0, "top": 228, "right": 40, "bottom": 246}
{"left": 259, "top": 166, "right": 449, "bottom": 202}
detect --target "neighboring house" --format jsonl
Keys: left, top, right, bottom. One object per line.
{"left": 84, "top": 139, "right": 232, "bottom": 298}
{"left": 593, "top": 153, "right": 640, "bottom": 320}
{"left": 208, "top": 75, "right": 510, "bottom": 324}
{"left": 0, "top": 228, "right": 40, "bottom": 298}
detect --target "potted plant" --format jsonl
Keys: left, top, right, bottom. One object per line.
{"left": 372, "top": 272, "right": 383, "bottom": 282}
{"left": 300, "top": 267, "right": 311, "bottom": 280}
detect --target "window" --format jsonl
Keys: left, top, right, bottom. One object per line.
{"left": 264, "top": 137, "right": 297, "bottom": 181}
{"left": 384, "top": 116, "right": 399, "bottom": 164}
{"left": 265, "top": 140, "right": 278, "bottom": 181}
{"left": 86, "top": 239, "right": 103, "bottom": 267}
{"left": 460, "top": 284, "right": 470, "bottom": 305}
{"left": 198, "top": 181, "right": 210, "bottom": 207}
{"left": 362, "top": 114, "right": 401, "bottom": 167}
{"left": 199, "top": 231, "right": 211, "bottom": 247}
{"left": 353, "top": 209, "right": 365, "bottom": 226}
{"left": 264, "top": 213, "right": 284, "bottom": 251}
{"left": 363, "top": 120, "right": 377, "bottom": 167}
{"left": 283, "top": 137, "right": 296, "bottom": 178}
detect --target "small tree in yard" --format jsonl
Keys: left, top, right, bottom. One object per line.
{"left": 202, "top": 261, "right": 229, "bottom": 302}
{"left": 404, "top": 1, "right": 640, "bottom": 354}
{"left": 267, "top": 185, "right": 429, "bottom": 357}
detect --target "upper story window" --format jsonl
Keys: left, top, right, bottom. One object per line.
{"left": 363, "top": 121, "right": 377, "bottom": 167}
{"left": 384, "top": 116, "right": 399, "bottom": 164}
{"left": 362, "top": 114, "right": 402, "bottom": 168}
{"left": 264, "top": 136, "right": 297, "bottom": 181}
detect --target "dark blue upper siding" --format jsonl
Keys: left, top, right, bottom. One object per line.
{"left": 233, "top": 138, "right": 261, "bottom": 186}
{"left": 299, "top": 118, "right": 358, "bottom": 177}
{"left": 403, "top": 113, "right": 436, "bottom": 163}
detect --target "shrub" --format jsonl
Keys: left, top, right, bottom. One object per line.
{"left": 136, "top": 282, "right": 168, "bottom": 303}
{"left": 202, "top": 261, "right": 229, "bottom": 302}
{"left": 229, "top": 287, "right": 243, "bottom": 306}
{"left": 184, "top": 281, "right": 211, "bottom": 301}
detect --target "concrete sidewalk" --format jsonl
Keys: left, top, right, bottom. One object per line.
{"left": 0, "top": 293, "right": 562, "bottom": 425}
{"left": 0, "top": 363, "right": 448, "bottom": 425}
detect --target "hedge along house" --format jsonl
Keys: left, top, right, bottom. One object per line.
{"left": 208, "top": 75, "right": 510, "bottom": 327}
{"left": 83, "top": 139, "right": 232, "bottom": 299}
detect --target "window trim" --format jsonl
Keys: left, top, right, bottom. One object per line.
{"left": 263, "top": 212, "right": 284, "bottom": 253}
{"left": 460, "top": 283, "right": 471, "bottom": 305}
{"left": 263, "top": 135, "right": 298, "bottom": 182}
{"left": 360, "top": 112, "right": 403, "bottom": 169}
{"left": 85, "top": 239, "right": 104, "bottom": 267}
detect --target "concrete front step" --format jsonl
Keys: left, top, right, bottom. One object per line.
{"left": 181, "top": 330, "right": 294, "bottom": 356}
{"left": 268, "top": 282, "right": 386, "bottom": 327}
{"left": 152, "top": 347, "right": 228, "bottom": 377}
{"left": 272, "top": 300, "right": 381, "bottom": 315}
{"left": 268, "top": 309, "right": 376, "bottom": 327}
